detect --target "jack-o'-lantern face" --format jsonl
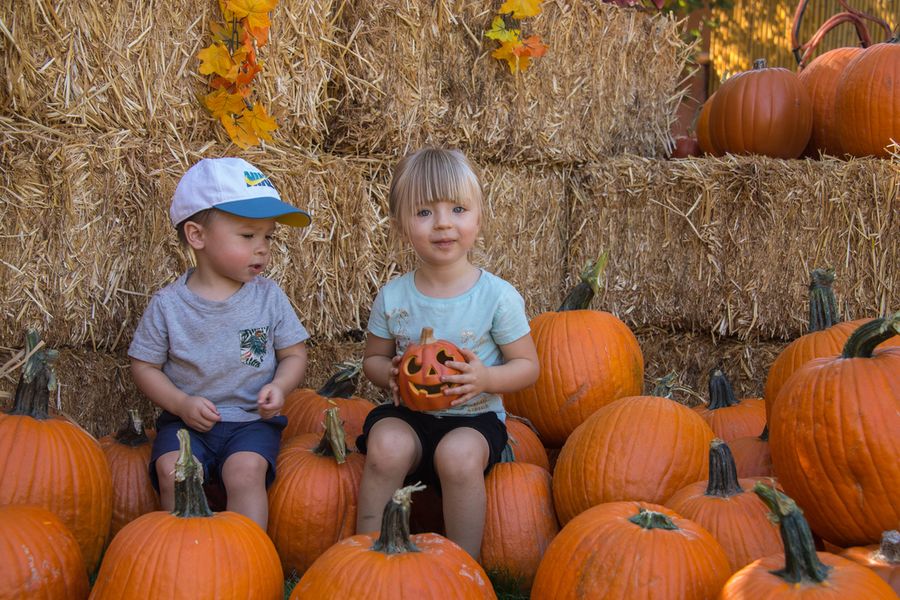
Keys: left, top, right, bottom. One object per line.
{"left": 398, "top": 327, "right": 465, "bottom": 411}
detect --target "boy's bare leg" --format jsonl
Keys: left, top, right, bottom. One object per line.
{"left": 356, "top": 418, "right": 421, "bottom": 536}
{"left": 222, "top": 451, "right": 269, "bottom": 529}
{"left": 155, "top": 450, "right": 180, "bottom": 512}
{"left": 433, "top": 428, "right": 490, "bottom": 560}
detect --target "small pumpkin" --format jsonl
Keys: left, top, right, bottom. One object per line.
{"left": 696, "top": 91, "right": 723, "bottom": 156}
{"left": 397, "top": 327, "right": 464, "bottom": 412}
{"left": 840, "top": 530, "right": 900, "bottom": 594}
{"left": 729, "top": 424, "right": 774, "bottom": 478}
{"left": 694, "top": 368, "right": 766, "bottom": 442}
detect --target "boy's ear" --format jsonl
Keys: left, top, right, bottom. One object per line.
{"left": 182, "top": 220, "right": 205, "bottom": 250}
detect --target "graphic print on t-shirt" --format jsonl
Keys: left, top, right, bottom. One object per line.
{"left": 240, "top": 327, "right": 269, "bottom": 367}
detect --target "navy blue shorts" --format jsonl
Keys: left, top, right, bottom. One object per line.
{"left": 149, "top": 411, "right": 287, "bottom": 492}
{"left": 355, "top": 404, "right": 508, "bottom": 492}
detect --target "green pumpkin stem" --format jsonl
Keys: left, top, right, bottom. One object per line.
{"left": 650, "top": 372, "right": 678, "bottom": 398}
{"left": 113, "top": 409, "right": 150, "bottom": 447}
{"left": 705, "top": 439, "right": 744, "bottom": 498}
{"left": 840, "top": 311, "right": 900, "bottom": 359}
{"left": 499, "top": 443, "right": 516, "bottom": 463}
{"left": 313, "top": 407, "right": 349, "bottom": 464}
{"left": 753, "top": 58, "right": 767, "bottom": 69}
{"left": 372, "top": 483, "right": 426, "bottom": 554}
{"left": 753, "top": 482, "right": 831, "bottom": 584}
{"left": 7, "top": 329, "right": 59, "bottom": 420}
{"left": 707, "top": 368, "right": 740, "bottom": 409}
{"left": 316, "top": 361, "right": 362, "bottom": 399}
{"left": 558, "top": 250, "right": 608, "bottom": 311}
{"left": 877, "top": 530, "right": 900, "bottom": 563}
{"left": 808, "top": 268, "right": 841, "bottom": 331}
{"left": 172, "top": 429, "right": 213, "bottom": 518}
{"left": 629, "top": 507, "right": 679, "bottom": 530}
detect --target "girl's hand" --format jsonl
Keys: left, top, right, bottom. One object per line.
{"left": 442, "top": 347, "right": 491, "bottom": 406}
{"left": 388, "top": 354, "right": 402, "bottom": 406}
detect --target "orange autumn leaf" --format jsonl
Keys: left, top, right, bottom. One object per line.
{"left": 198, "top": 43, "right": 239, "bottom": 80}
{"left": 498, "top": 0, "right": 542, "bottom": 19}
{"left": 492, "top": 40, "right": 530, "bottom": 73}
{"left": 244, "top": 103, "right": 278, "bottom": 142}
{"left": 204, "top": 90, "right": 246, "bottom": 118}
{"left": 227, "top": 0, "right": 277, "bottom": 31}
{"left": 221, "top": 113, "right": 259, "bottom": 149}
{"left": 519, "top": 34, "right": 547, "bottom": 58}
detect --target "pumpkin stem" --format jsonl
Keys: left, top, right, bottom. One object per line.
{"left": 418, "top": 327, "right": 437, "bottom": 345}
{"left": 705, "top": 439, "right": 744, "bottom": 498}
{"left": 172, "top": 429, "right": 213, "bottom": 518}
{"left": 557, "top": 250, "right": 608, "bottom": 311}
{"left": 840, "top": 311, "right": 900, "bottom": 359}
{"left": 499, "top": 443, "right": 516, "bottom": 463}
{"left": 7, "top": 329, "right": 59, "bottom": 420}
{"left": 316, "top": 361, "right": 362, "bottom": 399}
{"left": 372, "top": 483, "right": 426, "bottom": 554}
{"left": 876, "top": 530, "right": 900, "bottom": 563}
{"left": 628, "top": 507, "right": 679, "bottom": 530}
{"left": 752, "top": 58, "right": 767, "bottom": 69}
{"left": 808, "top": 268, "right": 841, "bottom": 331}
{"left": 312, "top": 407, "right": 349, "bottom": 464}
{"left": 759, "top": 423, "right": 769, "bottom": 441}
{"left": 650, "top": 372, "right": 678, "bottom": 398}
{"left": 113, "top": 409, "right": 150, "bottom": 447}
{"left": 753, "top": 482, "right": 831, "bottom": 584}
{"left": 707, "top": 368, "right": 740, "bottom": 409}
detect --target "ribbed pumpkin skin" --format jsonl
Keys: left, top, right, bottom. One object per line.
{"left": 504, "top": 309, "right": 643, "bottom": 448}
{"left": 531, "top": 502, "right": 731, "bottom": 600}
{"left": 694, "top": 397, "right": 766, "bottom": 442}
{"left": 798, "top": 47, "right": 862, "bottom": 156}
{"left": 729, "top": 433, "right": 773, "bottom": 478}
{"left": 89, "top": 510, "right": 283, "bottom": 599}
{"left": 505, "top": 417, "right": 550, "bottom": 471}
{"left": 552, "top": 396, "right": 715, "bottom": 524}
{"left": 0, "top": 414, "right": 113, "bottom": 573}
{"left": 98, "top": 433, "right": 159, "bottom": 537}
{"left": 481, "top": 462, "right": 559, "bottom": 588}
{"left": 281, "top": 388, "right": 373, "bottom": 444}
{"left": 769, "top": 348, "right": 900, "bottom": 546}
{"left": 708, "top": 63, "right": 812, "bottom": 158}
{"left": 697, "top": 93, "right": 723, "bottom": 156}
{"left": 835, "top": 42, "right": 900, "bottom": 158}
{"left": 0, "top": 504, "right": 89, "bottom": 600}
{"left": 267, "top": 433, "right": 364, "bottom": 576}
{"left": 292, "top": 533, "right": 496, "bottom": 599}
{"left": 665, "top": 478, "right": 782, "bottom": 570}
{"left": 719, "top": 552, "right": 898, "bottom": 599}
{"left": 841, "top": 545, "right": 900, "bottom": 594}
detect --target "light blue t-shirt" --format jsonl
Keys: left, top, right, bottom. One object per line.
{"left": 367, "top": 269, "right": 531, "bottom": 420}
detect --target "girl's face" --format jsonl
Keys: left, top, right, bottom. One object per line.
{"left": 404, "top": 200, "right": 481, "bottom": 268}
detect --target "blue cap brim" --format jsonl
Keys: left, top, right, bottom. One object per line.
{"left": 216, "top": 198, "right": 311, "bottom": 228}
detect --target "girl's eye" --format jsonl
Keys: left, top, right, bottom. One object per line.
{"left": 265, "top": 235, "right": 274, "bottom": 241}
{"left": 416, "top": 208, "right": 431, "bottom": 218}
{"left": 242, "top": 234, "right": 254, "bottom": 239}
{"left": 452, "top": 206, "right": 467, "bottom": 214}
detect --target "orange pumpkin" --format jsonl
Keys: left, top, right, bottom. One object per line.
{"left": 0, "top": 331, "right": 112, "bottom": 574}
{"left": 798, "top": 47, "right": 863, "bottom": 156}
{"left": 694, "top": 368, "right": 766, "bottom": 442}
{"left": 292, "top": 484, "right": 496, "bottom": 599}
{"left": 664, "top": 439, "right": 782, "bottom": 570}
{"left": 769, "top": 313, "right": 900, "bottom": 546}
{"left": 90, "top": 430, "right": 283, "bottom": 599}
{"left": 397, "top": 327, "right": 464, "bottom": 412}
{"left": 729, "top": 424, "right": 774, "bottom": 478}
{"left": 0, "top": 504, "right": 89, "bottom": 599}
{"left": 719, "top": 483, "right": 898, "bottom": 599}
{"left": 505, "top": 415, "right": 550, "bottom": 471}
{"left": 707, "top": 58, "right": 812, "bottom": 158}
{"left": 531, "top": 501, "right": 731, "bottom": 599}
{"left": 841, "top": 530, "right": 900, "bottom": 594}
{"left": 696, "top": 91, "right": 723, "bottom": 156}
{"left": 504, "top": 255, "right": 644, "bottom": 447}
{"left": 99, "top": 409, "right": 160, "bottom": 537}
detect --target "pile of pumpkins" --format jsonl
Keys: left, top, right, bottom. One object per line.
{"left": 693, "top": 29, "right": 899, "bottom": 159}
{"left": 1, "top": 262, "right": 898, "bottom": 598}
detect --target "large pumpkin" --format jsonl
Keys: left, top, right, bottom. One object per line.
{"left": 0, "top": 331, "right": 112, "bottom": 573}
{"left": 90, "top": 430, "right": 283, "bottom": 599}
{"left": 397, "top": 327, "right": 464, "bottom": 412}
{"left": 505, "top": 415, "right": 550, "bottom": 471}
{"left": 696, "top": 92, "right": 723, "bottom": 156}
{"left": 719, "top": 483, "right": 898, "bottom": 599}
{"left": 694, "top": 368, "right": 766, "bottom": 442}
{"left": 834, "top": 36, "right": 900, "bottom": 157}
{"left": 798, "top": 47, "right": 864, "bottom": 156}
{"left": 840, "top": 530, "right": 900, "bottom": 594}
{"left": 769, "top": 313, "right": 900, "bottom": 546}
{"left": 292, "top": 484, "right": 496, "bottom": 599}
{"left": 531, "top": 501, "right": 731, "bottom": 599}
{"left": 504, "top": 256, "right": 644, "bottom": 447}
{"left": 729, "top": 424, "right": 773, "bottom": 478}
{"left": 707, "top": 58, "right": 812, "bottom": 158}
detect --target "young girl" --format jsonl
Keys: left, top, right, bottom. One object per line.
{"left": 355, "top": 148, "right": 540, "bottom": 558}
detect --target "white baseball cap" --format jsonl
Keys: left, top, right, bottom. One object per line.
{"left": 170, "top": 157, "right": 311, "bottom": 228}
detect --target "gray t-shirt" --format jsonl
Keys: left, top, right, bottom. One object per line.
{"left": 128, "top": 270, "right": 309, "bottom": 422}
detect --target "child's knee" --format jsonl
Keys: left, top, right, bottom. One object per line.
{"left": 155, "top": 451, "right": 179, "bottom": 490}
{"left": 222, "top": 452, "right": 268, "bottom": 489}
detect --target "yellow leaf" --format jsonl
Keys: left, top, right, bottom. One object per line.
{"left": 227, "top": 0, "right": 277, "bottom": 31}
{"left": 498, "top": 0, "right": 542, "bottom": 19}
{"left": 492, "top": 40, "right": 529, "bottom": 73}
{"left": 244, "top": 103, "right": 278, "bottom": 143}
{"left": 221, "top": 113, "right": 259, "bottom": 149}
{"left": 198, "top": 43, "right": 239, "bottom": 81}
{"left": 204, "top": 90, "right": 246, "bottom": 118}
{"left": 485, "top": 16, "right": 520, "bottom": 43}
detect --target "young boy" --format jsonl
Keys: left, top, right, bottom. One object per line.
{"left": 129, "top": 157, "right": 310, "bottom": 529}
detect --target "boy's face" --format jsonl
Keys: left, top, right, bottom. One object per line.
{"left": 191, "top": 211, "right": 277, "bottom": 284}
{"left": 404, "top": 200, "right": 481, "bottom": 268}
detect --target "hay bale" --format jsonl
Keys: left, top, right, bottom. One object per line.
{"left": 329, "top": 0, "right": 692, "bottom": 163}
{"left": 568, "top": 154, "right": 900, "bottom": 340}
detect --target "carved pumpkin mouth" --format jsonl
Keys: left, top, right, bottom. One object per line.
{"left": 408, "top": 382, "right": 448, "bottom": 397}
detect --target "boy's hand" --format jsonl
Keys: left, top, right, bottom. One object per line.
{"left": 179, "top": 396, "right": 221, "bottom": 432}
{"left": 388, "top": 355, "right": 402, "bottom": 406}
{"left": 257, "top": 383, "right": 285, "bottom": 419}
{"left": 442, "top": 348, "right": 490, "bottom": 406}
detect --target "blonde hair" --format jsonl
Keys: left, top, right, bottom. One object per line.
{"left": 388, "top": 148, "right": 483, "bottom": 233}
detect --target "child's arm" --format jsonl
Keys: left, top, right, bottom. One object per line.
{"left": 442, "top": 334, "right": 539, "bottom": 406}
{"left": 257, "top": 342, "right": 307, "bottom": 419}
{"left": 363, "top": 333, "right": 401, "bottom": 405}
{"left": 130, "top": 358, "right": 221, "bottom": 431}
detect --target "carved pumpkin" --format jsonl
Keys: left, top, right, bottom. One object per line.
{"left": 841, "top": 530, "right": 900, "bottom": 594}
{"left": 397, "top": 327, "right": 464, "bottom": 412}
{"left": 693, "top": 368, "right": 766, "bottom": 442}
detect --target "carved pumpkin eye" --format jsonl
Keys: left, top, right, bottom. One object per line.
{"left": 406, "top": 356, "right": 422, "bottom": 375}
{"left": 436, "top": 350, "right": 453, "bottom": 365}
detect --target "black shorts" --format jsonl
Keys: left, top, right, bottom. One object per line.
{"left": 355, "top": 404, "right": 508, "bottom": 491}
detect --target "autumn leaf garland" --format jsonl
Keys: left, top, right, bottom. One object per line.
{"left": 486, "top": 0, "right": 548, "bottom": 73}
{"left": 198, "top": 0, "right": 278, "bottom": 148}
